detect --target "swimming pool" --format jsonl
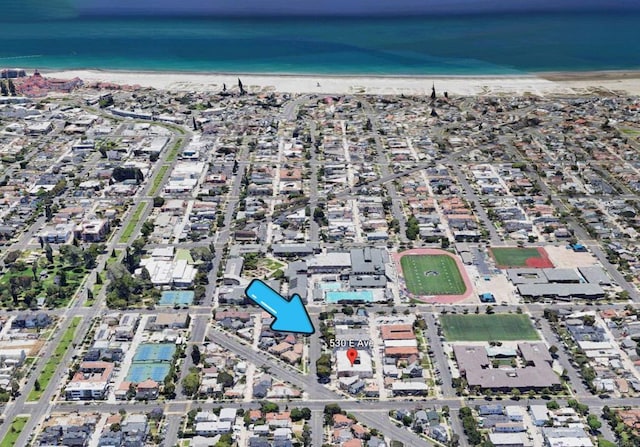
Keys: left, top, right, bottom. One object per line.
{"left": 319, "top": 282, "right": 342, "bottom": 291}
{"left": 326, "top": 290, "right": 374, "bottom": 303}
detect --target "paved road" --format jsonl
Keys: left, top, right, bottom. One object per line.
{"left": 449, "top": 408, "right": 471, "bottom": 447}
{"left": 449, "top": 162, "right": 502, "bottom": 245}
{"left": 361, "top": 100, "right": 409, "bottom": 243}
{"left": 308, "top": 313, "right": 321, "bottom": 377}
{"left": 308, "top": 121, "right": 320, "bottom": 243}
{"left": 538, "top": 319, "right": 591, "bottom": 397}
{"left": 424, "top": 313, "right": 455, "bottom": 397}
{"left": 311, "top": 409, "right": 324, "bottom": 447}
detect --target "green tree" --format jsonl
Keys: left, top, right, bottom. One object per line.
{"left": 217, "top": 371, "right": 234, "bottom": 388}
{"left": 163, "top": 381, "right": 175, "bottom": 397}
{"left": 31, "top": 261, "right": 38, "bottom": 281}
{"left": 215, "top": 433, "right": 234, "bottom": 447}
{"left": 182, "top": 371, "right": 200, "bottom": 396}
{"left": 323, "top": 404, "right": 342, "bottom": 425}
{"left": 405, "top": 215, "right": 420, "bottom": 240}
{"left": 587, "top": 414, "right": 602, "bottom": 432}
{"left": 261, "top": 401, "right": 279, "bottom": 414}
{"left": 58, "top": 270, "right": 67, "bottom": 287}
{"left": 290, "top": 408, "right": 304, "bottom": 422}
{"left": 191, "top": 345, "right": 201, "bottom": 365}
{"left": 44, "top": 243, "right": 53, "bottom": 263}
{"left": 140, "top": 221, "right": 155, "bottom": 238}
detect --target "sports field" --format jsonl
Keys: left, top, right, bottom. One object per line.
{"left": 490, "top": 247, "right": 553, "bottom": 268}
{"left": 400, "top": 254, "right": 467, "bottom": 295}
{"left": 440, "top": 314, "right": 540, "bottom": 341}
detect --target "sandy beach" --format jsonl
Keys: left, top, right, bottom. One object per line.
{"left": 44, "top": 69, "right": 640, "bottom": 96}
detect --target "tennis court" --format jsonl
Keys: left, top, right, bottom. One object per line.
{"left": 126, "top": 363, "right": 171, "bottom": 383}
{"left": 133, "top": 343, "right": 176, "bottom": 362}
{"left": 158, "top": 290, "right": 194, "bottom": 306}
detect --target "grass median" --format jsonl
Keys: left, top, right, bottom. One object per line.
{"left": 166, "top": 138, "right": 183, "bottom": 161}
{"left": 149, "top": 165, "right": 169, "bottom": 196}
{"left": 119, "top": 202, "right": 147, "bottom": 243}
{"left": 28, "top": 316, "right": 81, "bottom": 401}
{"left": 0, "top": 416, "right": 29, "bottom": 447}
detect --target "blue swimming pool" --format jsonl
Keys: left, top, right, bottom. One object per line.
{"left": 319, "top": 282, "right": 342, "bottom": 291}
{"left": 326, "top": 290, "right": 374, "bottom": 303}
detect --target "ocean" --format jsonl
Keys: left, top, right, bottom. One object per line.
{"left": 0, "top": 13, "right": 639, "bottom": 75}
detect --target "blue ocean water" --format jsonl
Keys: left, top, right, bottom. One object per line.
{"left": 0, "top": 13, "right": 639, "bottom": 75}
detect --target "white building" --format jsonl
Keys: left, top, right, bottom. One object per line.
{"left": 195, "top": 421, "right": 232, "bottom": 436}
{"left": 530, "top": 405, "right": 549, "bottom": 426}
{"left": 336, "top": 350, "right": 374, "bottom": 378}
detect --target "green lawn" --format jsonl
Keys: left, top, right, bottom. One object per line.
{"left": 263, "top": 258, "right": 285, "bottom": 271}
{"left": 119, "top": 203, "right": 147, "bottom": 243}
{"left": 0, "top": 416, "right": 28, "bottom": 447}
{"left": 87, "top": 283, "right": 102, "bottom": 307}
{"left": 490, "top": 247, "right": 542, "bottom": 267}
{"left": 28, "top": 316, "right": 81, "bottom": 401}
{"left": 149, "top": 165, "right": 169, "bottom": 196}
{"left": 400, "top": 254, "right": 466, "bottom": 295}
{"left": 106, "top": 250, "right": 121, "bottom": 264}
{"left": 440, "top": 314, "right": 540, "bottom": 341}
{"left": 1, "top": 260, "right": 88, "bottom": 309}
{"left": 620, "top": 128, "right": 640, "bottom": 137}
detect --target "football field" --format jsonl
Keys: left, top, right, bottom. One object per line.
{"left": 440, "top": 314, "right": 540, "bottom": 341}
{"left": 400, "top": 254, "right": 467, "bottom": 295}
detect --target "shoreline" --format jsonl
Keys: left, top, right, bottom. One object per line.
{"left": 36, "top": 68, "right": 640, "bottom": 96}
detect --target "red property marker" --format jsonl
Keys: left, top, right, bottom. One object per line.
{"left": 346, "top": 348, "right": 358, "bottom": 366}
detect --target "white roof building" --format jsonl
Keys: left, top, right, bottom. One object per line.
{"left": 489, "top": 433, "right": 532, "bottom": 447}
{"left": 336, "top": 350, "right": 374, "bottom": 378}
{"left": 530, "top": 405, "right": 549, "bottom": 426}
{"left": 219, "top": 408, "right": 237, "bottom": 422}
{"left": 506, "top": 406, "right": 525, "bottom": 421}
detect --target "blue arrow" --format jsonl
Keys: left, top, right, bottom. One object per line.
{"left": 245, "top": 279, "right": 314, "bottom": 335}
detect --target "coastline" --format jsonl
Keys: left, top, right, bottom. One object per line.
{"left": 42, "top": 68, "right": 640, "bottom": 96}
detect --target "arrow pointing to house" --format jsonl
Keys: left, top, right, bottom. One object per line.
{"left": 245, "top": 279, "right": 315, "bottom": 335}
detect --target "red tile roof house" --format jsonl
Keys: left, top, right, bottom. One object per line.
{"left": 333, "top": 414, "right": 355, "bottom": 428}
{"left": 136, "top": 379, "right": 159, "bottom": 400}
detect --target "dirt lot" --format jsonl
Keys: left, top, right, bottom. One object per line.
{"left": 544, "top": 245, "right": 598, "bottom": 268}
